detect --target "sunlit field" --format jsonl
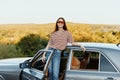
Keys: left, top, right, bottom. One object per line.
{"left": 0, "top": 22, "right": 120, "bottom": 59}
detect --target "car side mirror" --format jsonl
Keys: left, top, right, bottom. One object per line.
{"left": 19, "top": 61, "right": 31, "bottom": 69}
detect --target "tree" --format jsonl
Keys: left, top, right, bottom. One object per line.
{"left": 16, "top": 34, "right": 48, "bottom": 56}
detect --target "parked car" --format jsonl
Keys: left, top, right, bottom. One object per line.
{"left": 0, "top": 42, "right": 120, "bottom": 80}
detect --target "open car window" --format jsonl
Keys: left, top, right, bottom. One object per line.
{"left": 20, "top": 50, "right": 53, "bottom": 80}
{"left": 31, "top": 50, "right": 53, "bottom": 72}
{"left": 70, "top": 50, "right": 117, "bottom": 72}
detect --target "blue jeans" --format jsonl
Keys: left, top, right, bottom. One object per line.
{"left": 46, "top": 47, "right": 62, "bottom": 80}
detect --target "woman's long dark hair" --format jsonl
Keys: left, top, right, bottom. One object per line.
{"left": 54, "top": 17, "right": 68, "bottom": 32}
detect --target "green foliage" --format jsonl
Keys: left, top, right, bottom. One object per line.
{"left": 0, "top": 44, "right": 24, "bottom": 59}
{"left": 16, "top": 34, "right": 48, "bottom": 56}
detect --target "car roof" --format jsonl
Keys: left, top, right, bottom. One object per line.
{"left": 67, "top": 42, "right": 120, "bottom": 50}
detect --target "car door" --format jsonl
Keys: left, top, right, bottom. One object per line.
{"left": 65, "top": 49, "right": 120, "bottom": 80}
{"left": 20, "top": 50, "right": 53, "bottom": 80}
{"left": 0, "top": 75, "right": 5, "bottom": 80}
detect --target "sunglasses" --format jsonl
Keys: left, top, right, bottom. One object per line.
{"left": 57, "top": 21, "right": 64, "bottom": 24}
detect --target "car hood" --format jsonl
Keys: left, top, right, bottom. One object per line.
{"left": 0, "top": 57, "right": 31, "bottom": 70}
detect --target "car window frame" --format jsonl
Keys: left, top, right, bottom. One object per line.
{"left": 68, "top": 48, "right": 119, "bottom": 73}
{"left": 99, "top": 51, "right": 119, "bottom": 73}
{"left": 30, "top": 50, "right": 53, "bottom": 74}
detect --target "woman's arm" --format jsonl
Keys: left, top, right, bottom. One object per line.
{"left": 67, "top": 31, "right": 86, "bottom": 51}
{"left": 45, "top": 43, "right": 49, "bottom": 50}
{"left": 43, "top": 44, "right": 49, "bottom": 54}
{"left": 71, "top": 42, "right": 86, "bottom": 52}
{"left": 42, "top": 44, "right": 49, "bottom": 62}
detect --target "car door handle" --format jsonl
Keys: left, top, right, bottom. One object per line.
{"left": 105, "top": 77, "right": 114, "bottom": 80}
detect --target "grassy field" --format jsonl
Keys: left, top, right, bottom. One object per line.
{"left": 0, "top": 22, "right": 120, "bottom": 59}
{"left": 0, "top": 22, "right": 120, "bottom": 44}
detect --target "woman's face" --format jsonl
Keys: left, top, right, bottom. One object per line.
{"left": 57, "top": 19, "right": 64, "bottom": 28}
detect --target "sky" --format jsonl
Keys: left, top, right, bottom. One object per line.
{"left": 0, "top": 0, "right": 120, "bottom": 24}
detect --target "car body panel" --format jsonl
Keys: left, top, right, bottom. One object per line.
{"left": 21, "top": 68, "right": 44, "bottom": 80}
{"left": 0, "top": 58, "right": 31, "bottom": 80}
{"left": 65, "top": 70, "right": 120, "bottom": 80}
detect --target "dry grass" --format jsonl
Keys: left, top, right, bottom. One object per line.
{"left": 0, "top": 22, "right": 120, "bottom": 44}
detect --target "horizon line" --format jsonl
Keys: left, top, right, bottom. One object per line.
{"left": 0, "top": 22, "right": 120, "bottom": 25}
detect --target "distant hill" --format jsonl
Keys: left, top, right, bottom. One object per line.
{"left": 0, "top": 22, "right": 119, "bottom": 31}
{"left": 0, "top": 22, "right": 120, "bottom": 44}
{"left": 89, "top": 24, "right": 120, "bottom": 32}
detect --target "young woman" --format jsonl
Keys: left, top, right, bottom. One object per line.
{"left": 42, "top": 17, "right": 86, "bottom": 80}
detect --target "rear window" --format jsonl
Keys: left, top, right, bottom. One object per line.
{"left": 70, "top": 49, "right": 117, "bottom": 72}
